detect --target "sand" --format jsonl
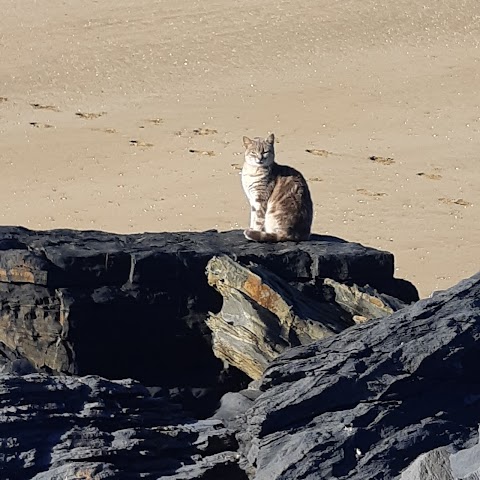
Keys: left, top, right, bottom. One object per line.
{"left": 0, "top": 0, "right": 479, "bottom": 298}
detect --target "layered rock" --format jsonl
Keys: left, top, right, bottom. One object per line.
{"left": 322, "top": 277, "right": 405, "bottom": 322}
{"left": 207, "top": 256, "right": 359, "bottom": 379}
{"left": 206, "top": 255, "right": 412, "bottom": 380}
{"left": 1, "top": 226, "right": 480, "bottom": 479}
{"left": 0, "top": 226, "right": 415, "bottom": 390}
{"left": 238, "top": 273, "right": 480, "bottom": 480}
{"left": 0, "top": 373, "right": 246, "bottom": 480}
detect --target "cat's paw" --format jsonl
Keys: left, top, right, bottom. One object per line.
{"left": 243, "top": 229, "right": 255, "bottom": 241}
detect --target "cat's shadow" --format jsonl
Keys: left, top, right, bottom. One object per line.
{"left": 309, "top": 234, "right": 348, "bottom": 244}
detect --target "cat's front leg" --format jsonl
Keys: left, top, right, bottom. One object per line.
{"left": 245, "top": 199, "right": 266, "bottom": 240}
{"left": 250, "top": 201, "right": 266, "bottom": 231}
{"left": 249, "top": 206, "right": 258, "bottom": 229}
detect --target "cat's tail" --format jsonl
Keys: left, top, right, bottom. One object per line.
{"left": 243, "top": 229, "right": 309, "bottom": 243}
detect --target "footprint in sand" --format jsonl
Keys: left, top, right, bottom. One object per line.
{"left": 30, "top": 122, "right": 54, "bottom": 129}
{"left": 0, "top": 97, "right": 8, "bottom": 103}
{"left": 306, "top": 148, "right": 331, "bottom": 157}
{"left": 417, "top": 172, "right": 442, "bottom": 180}
{"left": 438, "top": 197, "right": 471, "bottom": 206}
{"left": 309, "top": 177, "right": 323, "bottom": 182}
{"left": 231, "top": 163, "right": 242, "bottom": 171}
{"left": 357, "top": 188, "right": 387, "bottom": 197}
{"left": 30, "top": 103, "right": 60, "bottom": 112}
{"left": 189, "top": 149, "right": 215, "bottom": 156}
{"left": 129, "top": 139, "right": 154, "bottom": 148}
{"left": 75, "top": 111, "right": 106, "bottom": 119}
{"left": 369, "top": 155, "right": 395, "bottom": 165}
{"left": 193, "top": 128, "right": 217, "bottom": 135}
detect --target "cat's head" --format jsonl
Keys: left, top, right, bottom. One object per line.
{"left": 243, "top": 133, "right": 275, "bottom": 167}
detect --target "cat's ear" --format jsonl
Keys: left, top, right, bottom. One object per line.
{"left": 265, "top": 133, "right": 275, "bottom": 145}
{"left": 243, "top": 136, "right": 253, "bottom": 148}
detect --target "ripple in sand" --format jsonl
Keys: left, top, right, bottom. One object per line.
{"left": 439, "top": 197, "right": 471, "bottom": 207}
{"left": 189, "top": 149, "right": 215, "bottom": 156}
{"left": 146, "top": 118, "right": 163, "bottom": 125}
{"left": 306, "top": 148, "right": 331, "bottom": 157}
{"left": 417, "top": 172, "right": 442, "bottom": 180}
{"left": 369, "top": 155, "right": 395, "bottom": 165}
{"left": 30, "top": 122, "right": 54, "bottom": 129}
{"left": 91, "top": 127, "right": 117, "bottom": 134}
{"left": 357, "top": 188, "right": 387, "bottom": 197}
{"left": 30, "top": 103, "right": 60, "bottom": 112}
{"left": 75, "top": 111, "right": 106, "bottom": 119}
{"left": 193, "top": 128, "right": 217, "bottom": 135}
{"left": 130, "top": 139, "right": 154, "bottom": 148}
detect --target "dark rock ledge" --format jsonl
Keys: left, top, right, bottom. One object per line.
{"left": 0, "top": 226, "right": 416, "bottom": 390}
{"left": 2, "top": 227, "right": 477, "bottom": 479}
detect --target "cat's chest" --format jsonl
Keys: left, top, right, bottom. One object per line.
{"left": 241, "top": 167, "right": 273, "bottom": 200}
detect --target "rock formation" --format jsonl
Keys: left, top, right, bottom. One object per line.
{"left": 5, "top": 226, "right": 478, "bottom": 479}
{"left": 206, "top": 255, "right": 404, "bottom": 379}
{"left": 0, "top": 227, "right": 414, "bottom": 390}
{"left": 238, "top": 272, "right": 480, "bottom": 479}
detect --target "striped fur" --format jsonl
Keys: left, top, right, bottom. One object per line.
{"left": 241, "top": 133, "right": 313, "bottom": 242}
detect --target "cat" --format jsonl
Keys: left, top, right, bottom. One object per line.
{"left": 241, "top": 133, "right": 313, "bottom": 242}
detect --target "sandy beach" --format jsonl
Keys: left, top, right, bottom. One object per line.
{"left": 0, "top": 0, "right": 479, "bottom": 297}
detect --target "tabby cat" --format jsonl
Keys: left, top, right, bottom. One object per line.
{"left": 241, "top": 133, "right": 313, "bottom": 242}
